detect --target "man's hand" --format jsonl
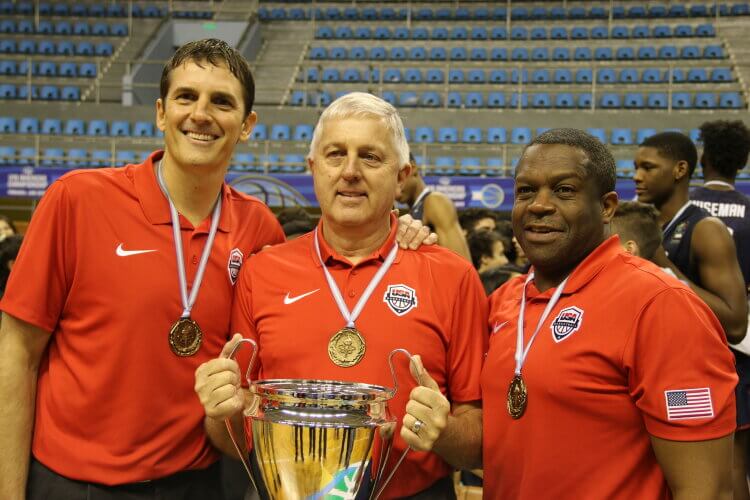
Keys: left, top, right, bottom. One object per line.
{"left": 400, "top": 355, "right": 450, "bottom": 452}
{"left": 395, "top": 212, "right": 438, "bottom": 249}
{"left": 194, "top": 334, "right": 246, "bottom": 420}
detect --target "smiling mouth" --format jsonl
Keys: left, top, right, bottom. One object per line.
{"left": 183, "top": 130, "right": 219, "bottom": 142}
{"left": 337, "top": 191, "right": 367, "bottom": 198}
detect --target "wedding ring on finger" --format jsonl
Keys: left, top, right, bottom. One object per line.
{"left": 412, "top": 419, "right": 424, "bottom": 435}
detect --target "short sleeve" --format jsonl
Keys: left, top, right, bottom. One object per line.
{"left": 446, "top": 267, "right": 489, "bottom": 403}
{"left": 230, "top": 255, "right": 261, "bottom": 385}
{"left": 625, "top": 287, "right": 738, "bottom": 440}
{"left": 1, "top": 180, "right": 73, "bottom": 332}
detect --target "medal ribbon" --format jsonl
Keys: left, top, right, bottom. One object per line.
{"left": 157, "top": 161, "right": 222, "bottom": 319}
{"left": 313, "top": 227, "right": 398, "bottom": 328}
{"left": 514, "top": 273, "right": 569, "bottom": 376}
{"left": 662, "top": 201, "right": 692, "bottom": 236}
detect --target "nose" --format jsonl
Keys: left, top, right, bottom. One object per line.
{"left": 527, "top": 188, "right": 555, "bottom": 215}
{"left": 633, "top": 167, "right": 644, "bottom": 183}
{"left": 189, "top": 95, "right": 211, "bottom": 123}
{"left": 341, "top": 153, "right": 362, "bottom": 181}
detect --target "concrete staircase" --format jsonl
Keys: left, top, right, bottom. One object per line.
{"left": 252, "top": 22, "right": 312, "bottom": 106}
{"left": 720, "top": 18, "right": 750, "bottom": 107}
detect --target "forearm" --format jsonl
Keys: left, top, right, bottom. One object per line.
{"left": 205, "top": 411, "right": 246, "bottom": 458}
{"left": 432, "top": 407, "right": 482, "bottom": 469}
{"left": 0, "top": 346, "right": 40, "bottom": 499}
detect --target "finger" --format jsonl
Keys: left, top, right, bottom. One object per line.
{"left": 407, "top": 387, "right": 449, "bottom": 416}
{"left": 205, "top": 390, "right": 245, "bottom": 419}
{"left": 196, "top": 358, "right": 240, "bottom": 380}
{"left": 409, "top": 355, "right": 440, "bottom": 391}
{"left": 220, "top": 333, "right": 244, "bottom": 359}
{"left": 408, "top": 225, "right": 430, "bottom": 250}
{"left": 425, "top": 232, "right": 438, "bottom": 245}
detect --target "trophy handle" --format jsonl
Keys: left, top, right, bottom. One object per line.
{"left": 370, "top": 348, "right": 417, "bottom": 500}
{"left": 223, "top": 337, "right": 260, "bottom": 494}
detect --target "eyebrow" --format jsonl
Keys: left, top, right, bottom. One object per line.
{"left": 170, "top": 87, "right": 238, "bottom": 105}
{"left": 516, "top": 169, "right": 585, "bottom": 183}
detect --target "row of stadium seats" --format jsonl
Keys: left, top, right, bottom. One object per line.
{"left": 0, "top": 60, "right": 97, "bottom": 77}
{"left": 0, "top": 118, "right": 709, "bottom": 146}
{"left": 259, "top": 3, "right": 750, "bottom": 21}
{"left": 0, "top": 84, "right": 81, "bottom": 100}
{"left": 0, "top": 2, "right": 165, "bottom": 17}
{"left": 0, "top": 19, "right": 128, "bottom": 36}
{"left": 298, "top": 66, "right": 734, "bottom": 84}
{"left": 308, "top": 44, "right": 726, "bottom": 61}
{"left": 315, "top": 24, "right": 716, "bottom": 41}
{"left": 0, "top": 39, "right": 114, "bottom": 56}
{"left": 290, "top": 90, "right": 745, "bottom": 109}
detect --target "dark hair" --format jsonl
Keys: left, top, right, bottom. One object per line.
{"left": 494, "top": 220, "right": 516, "bottom": 261}
{"left": 467, "top": 230, "right": 501, "bottom": 269}
{"left": 458, "top": 208, "right": 498, "bottom": 233}
{"left": 640, "top": 131, "right": 698, "bottom": 177}
{"left": 0, "top": 215, "right": 17, "bottom": 234}
{"left": 611, "top": 201, "right": 662, "bottom": 261}
{"left": 160, "top": 38, "right": 255, "bottom": 118}
{"left": 479, "top": 267, "right": 515, "bottom": 295}
{"left": 0, "top": 234, "right": 22, "bottom": 295}
{"left": 523, "top": 128, "right": 616, "bottom": 195}
{"left": 699, "top": 120, "right": 750, "bottom": 179}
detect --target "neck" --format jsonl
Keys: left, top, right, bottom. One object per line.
{"left": 703, "top": 169, "right": 736, "bottom": 188}
{"left": 322, "top": 217, "right": 392, "bottom": 265}
{"left": 656, "top": 189, "right": 689, "bottom": 226}
{"left": 533, "top": 269, "right": 569, "bottom": 293}
{"left": 409, "top": 178, "right": 427, "bottom": 207}
{"left": 160, "top": 155, "right": 225, "bottom": 226}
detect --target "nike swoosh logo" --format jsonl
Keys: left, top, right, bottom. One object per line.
{"left": 493, "top": 321, "right": 509, "bottom": 334}
{"left": 283, "top": 289, "right": 320, "bottom": 305}
{"left": 116, "top": 243, "right": 157, "bottom": 257}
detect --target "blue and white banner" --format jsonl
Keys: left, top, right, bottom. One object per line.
{"left": 3, "top": 167, "right": 750, "bottom": 212}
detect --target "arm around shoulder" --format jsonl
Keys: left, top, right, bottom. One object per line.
{"left": 0, "top": 313, "right": 52, "bottom": 500}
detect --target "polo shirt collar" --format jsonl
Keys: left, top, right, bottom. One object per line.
{"left": 311, "top": 213, "right": 402, "bottom": 268}
{"left": 527, "top": 235, "right": 623, "bottom": 298}
{"left": 134, "top": 150, "right": 232, "bottom": 232}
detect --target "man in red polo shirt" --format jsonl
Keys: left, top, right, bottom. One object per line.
{"left": 480, "top": 129, "right": 737, "bottom": 498}
{"left": 195, "top": 92, "right": 486, "bottom": 499}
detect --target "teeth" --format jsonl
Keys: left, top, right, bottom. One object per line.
{"left": 185, "top": 131, "right": 215, "bottom": 141}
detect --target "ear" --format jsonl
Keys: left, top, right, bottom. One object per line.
{"left": 397, "top": 161, "right": 413, "bottom": 186}
{"left": 307, "top": 156, "right": 315, "bottom": 174}
{"left": 623, "top": 239, "right": 641, "bottom": 257}
{"left": 155, "top": 98, "right": 166, "bottom": 132}
{"left": 238, "top": 111, "right": 257, "bottom": 143}
{"left": 600, "top": 191, "right": 619, "bottom": 224}
{"left": 673, "top": 160, "right": 689, "bottom": 181}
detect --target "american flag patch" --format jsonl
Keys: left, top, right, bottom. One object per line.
{"left": 664, "top": 388, "right": 714, "bottom": 420}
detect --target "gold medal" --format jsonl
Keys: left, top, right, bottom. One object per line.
{"left": 327, "top": 327, "right": 366, "bottom": 367}
{"left": 507, "top": 374, "right": 528, "bottom": 419}
{"left": 169, "top": 317, "right": 203, "bottom": 357}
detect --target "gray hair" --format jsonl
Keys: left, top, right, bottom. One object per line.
{"left": 308, "top": 92, "right": 410, "bottom": 166}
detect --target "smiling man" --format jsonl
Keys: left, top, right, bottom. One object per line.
{"left": 195, "top": 92, "right": 487, "bottom": 499}
{"left": 479, "top": 129, "right": 737, "bottom": 499}
{"left": 0, "top": 39, "right": 290, "bottom": 500}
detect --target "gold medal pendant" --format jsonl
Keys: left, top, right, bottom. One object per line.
{"left": 169, "top": 317, "right": 203, "bottom": 357}
{"left": 507, "top": 374, "right": 528, "bottom": 419}
{"left": 327, "top": 327, "right": 366, "bottom": 367}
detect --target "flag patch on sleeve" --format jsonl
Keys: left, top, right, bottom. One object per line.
{"left": 664, "top": 388, "right": 714, "bottom": 420}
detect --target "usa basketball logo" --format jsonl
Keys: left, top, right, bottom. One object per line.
{"left": 550, "top": 306, "right": 584, "bottom": 343}
{"left": 383, "top": 284, "right": 418, "bottom": 316}
{"left": 227, "top": 248, "right": 243, "bottom": 285}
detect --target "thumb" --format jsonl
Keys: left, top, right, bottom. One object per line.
{"left": 409, "top": 355, "right": 440, "bottom": 391}
{"left": 220, "top": 333, "right": 244, "bottom": 359}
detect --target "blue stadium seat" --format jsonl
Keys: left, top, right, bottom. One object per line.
{"left": 433, "top": 157, "right": 456, "bottom": 176}
{"left": 531, "top": 7, "right": 548, "bottom": 20}
{"left": 0, "top": 116, "right": 14, "bottom": 133}
{"left": 107, "top": 120, "right": 130, "bottom": 137}
{"left": 599, "top": 93, "right": 621, "bottom": 108}
{"left": 432, "top": 27, "right": 448, "bottom": 40}
{"left": 322, "top": 68, "right": 340, "bottom": 82}
{"left": 531, "top": 48, "right": 548, "bottom": 61}
{"left": 624, "top": 93, "right": 645, "bottom": 108}
{"left": 250, "top": 124, "right": 267, "bottom": 140}
{"left": 620, "top": 68, "right": 639, "bottom": 83}
{"left": 414, "top": 127, "right": 435, "bottom": 143}
{"left": 42, "top": 148, "right": 65, "bottom": 167}
{"left": 659, "top": 45, "right": 678, "bottom": 59}
{"left": 450, "top": 47, "right": 467, "bottom": 60}
{"left": 569, "top": 7, "right": 587, "bottom": 19}
{"left": 95, "top": 42, "right": 113, "bottom": 56}
{"left": 550, "top": 47, "right": 569, "bottom": 61}
{"left": 532, "top": 69, "right": 550, "bottom": 83}
{"left": 290, "top": 124, "right": 312, "bottom": 142}
{"left": 271, "top": 124, "right": 291, "bottom": 140}
{"left": 616, "top": 47, "right": 635, "bottom": 60}
{"left": 92, "top": 22, "right": 109, "bottom": 36}
{"left": 704, "top": 45, "right": 724, "bottom": 58}
{"left": 342, "top": 68, "right": 361, "bottom": 82}
{"left": 674, "top": 25, "right": 693, "bottom": 37}
{"left": 590, "top": 6, "right": 608, "bottom": 19}
{"left": 398, "top": 91, "right": 418, "bottom": 107}
{"left": 571, "top": 27, "right": 588, "bottom": 39}
{"left": 448, "top": 69, "right": 464, "bottom": 83}
{"left": 597, "top": 69, "right": 617, "bottom": 84}
{"left": 487, "top": 127, "right": 507, "bottom": 144}
{"left": 438, "top": 127, "right": 459, "bottom": 143}
{"left": 511, "top": 127, "right": 532, "bottom": 144}
{"left": 511, "top": 27, "right": 528, "bottom": 40}
{"left": 487, "top": 92, "right": 506, "bottom": 108}
{"left": 447, "top": 92, "right": 462, "bottom": 108}
{"left": 638, "top": 46, "right": 657, "bottom": 60}
{"left": 40, "top": 85, "right": 60, "bottom": 100}
{"left": 688, "top": 68, "right": 709, "bottom": 82}
{"left": 430, "top": 47, "right": 447, "bottom": 60}
{"left": 653, "top": 25, "right": 671, "bottom": 38}
{"left": 64, "top": 119, "right": 85, "bottom": 135}
{"left": 335, "top": 26, "right": 353, "bottom": 39}
{"left": 636, "top": 129, "right": 657, "bottom": 144}
{"left": 390, "top": 47, "right": 407, "bottom": 60}
{"left": 647, "top": 93, "right": 668, "bottom": 109}
{"left": 550, "top": 7, "right": 567, "bottom": 19}
{"left": 0, "top": 60, "right": 16, "bottom": 75}
{"left": 403, "top": 68, "right": 421, "bottom": 83}
{"left": 510, "top": 69, "right": 529, "bottom": 83}
{"left": 490, "top": 27, "right": 507, "bottom": 39}
{"left": 511, "top": 48, "right": 529, "bottom": 61}
{"left": 611, "top": 128, "right": 633, "bottom": 145}
{"left": 349, "top": 47, "right": 366, "bottom": 60}
{"left": 587, "top": 128, "right": 607, "bottom": 143}
{"left": 393, "top": 27, "right": 409, "bottom": 40}
{"left": 0, "top": 146, "right": 16, "bottom": 165}
{"left": 510, "top": 93, "right": 529, "bottom": 108}
{"left": 576, "top": 68, "right": 593, "bottom": 83}
{"left": 642, "top": 68, "right": 662, "bottom": 82}
{"left": 490, "top": 48, "right": 507, "bottom": 61}
{"left": 462, "top": 127, "right": 483, "bottom": 143}
{"left": 66, "top": 148, "right": 87, "bottom": 166}
{"left": 380, "top": 92, "right": 396, "bottom": 107}
{"left": 594, "top": 47, "right": 613, "bottom": 60}
{"left": 732, "top": 4, "right": 750, "bottom": 15}
{"left": 471, "top": 27, "right": 487, "bottom": 40}
{"left": 672, "top": 93, "right": 692, "bottom": 109}
{"left": 467, "top": 69, "right": 485, "bottom": 83}
{"left": 711, "top": 68, "right": 733, "bottom": 81}
{"left": 470, "top": 47, "right": 487, "bottom": 61}
{"left": 696, "top": 24, "right": 716, "bottom": 37}
{"left": 459, "top": 158, "right": 482, "bottom": 176}
{"left": 420, "top": 92, "right": 442, "bottom": 107}
{"left": 551, "top": 27, "right": 568, "bottom": 39}
{"left": 555, "top": 93, "right": 575, "bottom": 108}
{"left": 611, "top": 25, "right": 629, "bottom": 38}
{"left": 695, "top": 93, "right": 717, "bottom": 108}
{"left": 370, "top": 47, "right": 386, "bottom": 60}
{"left": 465, "top": 93, "right": 484, "bottom": 108}
{"left": 719, "top": 92, "right": 742, "bottom": 109}
{"left": 354, "top": 27, "right": 371, "bottom": 39}
{"left": 0, "top": 19, "right": 15, "bottom": 33}
{"left": 574, "top": 47, "right": 592, "bottom": 60}
{"left": 650, "top": 5, "right": 668, "bottom": 17}
{"left": 631, "top": 25, "right": 649, "bottom": 38}
{"left": 426, "top": 69, "right": 444, "bottom": 83}
{"left": 0, "top": 40, "right": 16, "bottom": 54}
{"left": 532, "top": 93, "right": 551, "bottom": 108}
{"left": 86, "top": 119, "right": 108, "bottom": 136}
{"left": 133, "top": 121, "right": 154, "bottom": 137}
{"left": 553, "top": 69, "right": 572, "bottom": 83}
{"left": 590, "top": 26, "right": 608, "bottom": 39}
{"left": 19, "top": 117, "right": 39, "bottom": 134}
{"left": 681, "top": 46, "right": 700, "bottom": 59}
{"left": 38, "top": 61, "right": 56, "bottom": 76}
{"left": 530, "top": 27, "right": 547, "bottom": 40}
{"left": 629, "top": 6, "right": 647, "bottom": 18}
{"left": 511, "top": 7, "right": 529, "bottom": 20}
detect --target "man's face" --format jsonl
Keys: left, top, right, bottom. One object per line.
{"left": 396, "top": 165, "right": 418, "bottom": 205}
{"left": 309, "top": 116, "right": 409, "bottom": 231}
{"left": 633, "top": 146, "right": 681, "bottom": 207}
{"left": 473, "top": 217, "right": 496, "bottom": 233}
{"left": 156, "top": 60, "right": 256, "bottom": 173}
{"left": 0, "top": 220, "right": 14, "bottom": 241}
{"left": 480, "top": 240, "right": 507, "bottom": 271}
{"left": 512, "top": 144, "right": 616, "bottom": 276}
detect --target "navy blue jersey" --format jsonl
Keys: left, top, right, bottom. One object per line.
{"left": 691, "top": 186, "right": 750, "bottom": 288}
{"left": 663, "top": 203, "right": 710, "bottom": 286}
{"left": 410, "top": 188, "right": 432, "bottom": 223}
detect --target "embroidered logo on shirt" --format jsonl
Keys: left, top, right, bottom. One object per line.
{"left": 665, "top": 388, "right": 714, "bottom": 420}
{"left": 383, "top": 284, "right": 418, "bottom": 316}
{"left": 550, "top": 306, "right": 584, "bottom": 343}
{"left": 283, "top": 289, "right": 320, "bottom": 305}
{"left": 115, "top": 243, "right": 157, "bottom": 257}
{"left": 227, "top": 248, "right": 243, "bottom": 285}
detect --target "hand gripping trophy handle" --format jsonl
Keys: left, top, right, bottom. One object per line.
{"left": 224, "top": 337, "right": 260, "bottom": 494}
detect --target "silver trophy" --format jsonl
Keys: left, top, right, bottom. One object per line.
{"left": 226, "top": 339, "right": 413, "bottom": 500}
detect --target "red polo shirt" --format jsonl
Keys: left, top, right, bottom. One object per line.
{"left": 482, "top": 236, "right": 737, "bottom": 499}
{"left": 1, "top": 151, "right": 285, "bottom": 484}
{"left": 231, "top": 216, "right": 487, "bottom": 499}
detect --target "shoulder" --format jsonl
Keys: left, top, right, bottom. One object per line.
{"left": 409, "top": 243, "right": 474, "bottom": 275}
{"left": 226, "top": 185, "right": 275, "bottom": 216}
{"left": 423, "top": 191, "right": 455, "bottom": 212}
{"left": 694, "top": 216, "right": 732, "bottom": 241}
{"left": 57, "top": 166, "right": 128, "bottom": 191}
{"left": 488, "top": 273, "right": 526, "bottom": 307}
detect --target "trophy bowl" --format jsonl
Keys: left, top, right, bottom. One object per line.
{"left": 226, "top": 340, "right": 411, "bottom": 500}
